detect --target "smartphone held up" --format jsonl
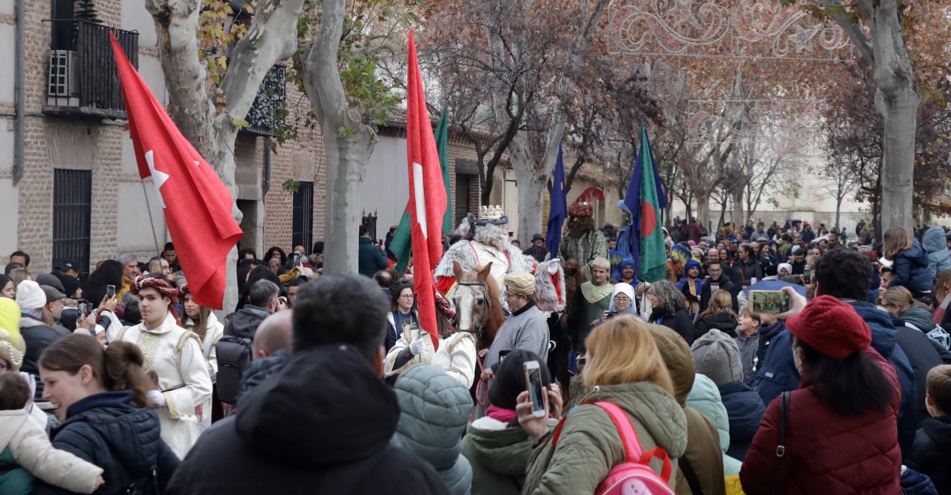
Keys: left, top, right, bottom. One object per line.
{"left": 524, "top": 360, "right": 547, "bottom": 418}
{"left": 749, "top": 290, "right": 790, "bottom": 314}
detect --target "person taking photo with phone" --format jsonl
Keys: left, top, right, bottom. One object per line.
{"left": 519, "top": 316, "right": 687, "bottom": 494}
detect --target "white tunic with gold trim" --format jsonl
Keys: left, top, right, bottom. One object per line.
{"left": 118, "top": 313, "right": 212, "bottom": 459}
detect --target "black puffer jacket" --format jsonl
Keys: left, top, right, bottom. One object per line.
{"left": 907, "top": 416, "right": 951, "bottom": 495}
{"left": 891, "top": 312, "right": 945, "bottom": 426}
{"left": 166, "top": 344, "right": 450, "bottom": 495}
{"left": 32, "top": 390, "right": 179, "bottom": 495}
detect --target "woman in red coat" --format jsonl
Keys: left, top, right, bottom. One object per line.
{"left": 740, "top": 295, "right": 901, "bottom": 494}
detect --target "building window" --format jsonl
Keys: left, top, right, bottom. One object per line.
{"left": 53, "top": 169, "right": 91, "bottom": 275}
{"left": 292, "top": 181, "right": 314, "bottom": 254}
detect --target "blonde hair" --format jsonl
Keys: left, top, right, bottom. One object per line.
{"left": 583, "top": 315, "right": 674, "bottom": 395}
{"left": 881, "top": 286, "right": 915, "bottom": 313}
{"left": 883, "top": 227, "right": 914, "bottom": 259}
{"left": 699, "top": 289, "right": 736, "bottom": 319}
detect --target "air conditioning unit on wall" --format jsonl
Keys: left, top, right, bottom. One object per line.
{"left": 48, "top": 49, "right": 79, "bottom": 106}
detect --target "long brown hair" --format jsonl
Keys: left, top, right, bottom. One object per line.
{"left": 699, "top": 289, "right": 737, "bottom": 319}
{"left": 883, "top": 227, "right": 914, "bottom": 260}
{"left": 183, "top": 294, "right": 211, "bottom": 342}
{"left": 39, "top": 333, "right": 155, "bottom": 408}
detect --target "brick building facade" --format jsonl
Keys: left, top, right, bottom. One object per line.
{"left": 0, "top": 0, "right": 486, "bottom": 273}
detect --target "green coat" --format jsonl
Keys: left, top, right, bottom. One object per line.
{"left": 522, "top": 381, "right": 688, "bottom": 495}
{"left": 0, "top": 446, "right": 33, "bottom": 495}
{"left": 462, "top": 417, "right": 556, "bottom": 495}
{"left": 565, "top": 284, "right": 613, "bottom": 354}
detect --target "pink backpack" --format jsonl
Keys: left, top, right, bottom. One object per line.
{"left": 554, "top": 401, "right": 675, "bottom": 495}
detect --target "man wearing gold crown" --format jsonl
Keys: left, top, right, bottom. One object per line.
{"left": 559, "top": 202, "right": 608, "bottom": 280}
{"left": 434, "top": 206, "right": 536, "bottom": 295}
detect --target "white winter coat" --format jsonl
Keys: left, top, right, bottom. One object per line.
{"left": 385, "top": 328, "right": 478, "bottom": 389}
{"left": 0, "top": 407, "right": 103, "bottom": 493}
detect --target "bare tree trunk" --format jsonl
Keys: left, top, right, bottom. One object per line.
{"left": 731, "top": 189, "right": 745, "bottom": 228}
{"left": 146, "top": 0, "right": 303, "bottom": 311}
{"left": 834, "top": 0, "right": 918, "bottom": 230}
{"left": 695, "top": 190, "right": 710, "bottom": 231}
{"left": 301, "top": 0, "right": 376, "bottom": 274}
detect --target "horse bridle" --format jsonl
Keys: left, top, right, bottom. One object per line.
{"left": 454, "top": 281, "right": 492, "bottom": 335}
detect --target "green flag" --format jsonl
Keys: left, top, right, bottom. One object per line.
{"left": 637, "top": 128, "right": 667, "bottom": 283}
{"left": 436, "top": 108, "right": 452, "bottom": 234}
{"left": 392, "top": 108, "right": 452, "bottom": 274}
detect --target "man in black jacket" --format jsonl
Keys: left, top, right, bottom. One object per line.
{"left": 167, "top": 274, "right": 449, "bottom": 495}
{"left": 699, "top": 261, "right": 738, "bottom": 313}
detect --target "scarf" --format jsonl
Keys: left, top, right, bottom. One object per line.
{"left": 486, "top": 405, "right": 518, "bottom": 423}
{"left": 580, "top": 281, "right": 613, "bottom": 304}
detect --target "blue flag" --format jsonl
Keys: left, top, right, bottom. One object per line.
{"left": 546, "top": 145, "right": 567, "bottom": 257}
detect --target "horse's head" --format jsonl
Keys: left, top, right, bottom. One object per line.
{"left": 451, "top": 260, "right": 493, "bottom": 333}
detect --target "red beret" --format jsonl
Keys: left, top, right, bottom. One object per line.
{"left": 786, "top": 295, "right": 871, "bottom": 359}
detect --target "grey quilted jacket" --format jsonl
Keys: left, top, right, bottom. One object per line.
{"left": 394, "top": 365, "right": 473, "bottom": 495}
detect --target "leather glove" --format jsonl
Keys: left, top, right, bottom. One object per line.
{"left": 148, "top": 390, "right": 167, "bottom": 408}
{"left": 409, "top": 338, "right": 426, "bottom": 356}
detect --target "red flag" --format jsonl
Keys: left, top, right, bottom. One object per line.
{"left": 407, "top": 30, "right": 447, "bottom": 350}
{"left": 111, "top": 35, "right": 242, "bottom": 309}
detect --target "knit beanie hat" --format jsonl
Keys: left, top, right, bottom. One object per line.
{"left": 0, "top": 328, "right": 23, "bottom": 371}
{"left": 684, "top": 259, "right": 702, "bottom": 275}
{"left": 16, "top": 280, "right": 46, "bottom": 310}
{"left": 786, "top": 295, "right": 871, "bottom": 359}
{"left": 777, "top": 263, "right": 792, "bottom": 275}
{"left": 504, "top": 273, "right": 535, "bottom": 297}
{"left": 691, "top": 329, "right": 744, "bottom": 386}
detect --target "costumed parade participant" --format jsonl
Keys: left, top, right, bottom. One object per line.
{"left": 113, "top": 276, "right": 212, "bottom": 459}
{"left": 558, "top": 202, "right": 608, "bottom": 280}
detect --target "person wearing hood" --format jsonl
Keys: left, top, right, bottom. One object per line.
{"left": 741, "top": 296, "right": 902, "bottom": 494}
{"left": 699, "top": 260, "right": 737, "bottom": 314}
{"left": 883, "top": 227, "right": 933, "bottom": 303}
{"left": 685, "top": 373, "right": 742, "bottom": 477}
{"left": 691, "top": 330, "right": 765, "bottom": 460}
{"left": 676, "top": 260, "right": 704, "bottom": 317}
{"left": 645, "top": 322, "right": 726, "bottom": 495}
{"left": 615, "top": 257, "right": 637, "bottom": 286}
{"left": 604, "top": 282, "right": 637, "bottom": 320}
{"left": 880, "top": 286, "right": 947, "bottom": 424}
{"left": 166, "top": 274, "right": 449, "bottom": 495}
{"left": 394, "top": 366, "right": 472, "bottom": 495}
{"left": 922, "top": 226, "right": 951, "bottom": 283}
{"left": 520, "top": 317, "right": 688, "bottom": 494}
{"left": 751, "top": 249, "right": 918, "bottom": 459}
{"left": 32, "top": 334, "right": 180, "bottom": 495}
{"left": 463, "top": 350, "right": 556, "bottom": 495}
{"left": 694, "top": 290, "right": 738, "bottom": 339}
{"left": 17, "top": 281, "right": 62, "bottom": 400}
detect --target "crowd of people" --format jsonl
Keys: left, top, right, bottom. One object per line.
{"left": 1, "top": 215, "right": 951, "bottom": 494}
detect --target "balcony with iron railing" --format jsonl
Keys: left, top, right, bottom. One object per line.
{"left": 43, "top": 19, "right": 138, "bottom": 119}
{"left": 242, "top": 65, "right": 286, "bottom": 136}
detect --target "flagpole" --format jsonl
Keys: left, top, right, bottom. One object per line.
{"left": 140, "top": 180, "right": 161, "bottom": 255}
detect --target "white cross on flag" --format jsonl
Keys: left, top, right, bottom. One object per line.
{"left": 111, "top": 35, "right": 242, "bottom": 309}
{"left": 406, "top": 30, "right": 447, "bottom": 350}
